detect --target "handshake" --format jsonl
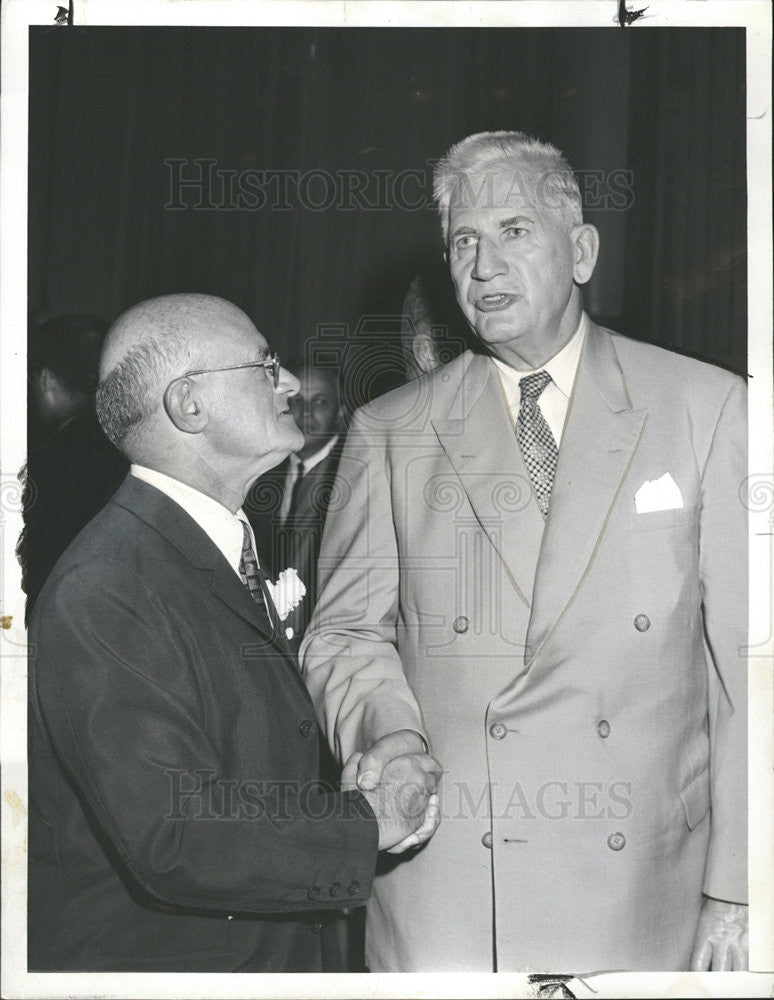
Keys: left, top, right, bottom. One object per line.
{"left": 342, "top": 730, "right": 443, "bottom": 853}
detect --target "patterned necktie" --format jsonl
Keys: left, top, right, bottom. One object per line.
{"left": 238, "top": 520, "right": 269, "bottom": 615}
{"left": 516, "top": 370, "right": 558, "bottom": 517}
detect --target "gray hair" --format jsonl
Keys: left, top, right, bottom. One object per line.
{"left": 96, "top": 333, "right": 189, "bottom": 449}
{"left": 433, "top": 131, "right": 583, "bottom": 241}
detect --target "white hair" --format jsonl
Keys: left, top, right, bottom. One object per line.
{"left": 96, "top": 333, "right": 190, "bottom": 448}
{"left": 433, "top": 131, "right": 583, "bottom": 241}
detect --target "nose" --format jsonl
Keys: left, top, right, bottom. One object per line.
{"left": 471, "top": 236, "right": 508, "bottom": 281}
{"left": 278, "top": 366, "right": 300, "bottom": 396}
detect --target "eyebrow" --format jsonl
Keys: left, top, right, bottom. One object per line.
{"left": 449, "top": 215, "right": 535, "bottom": 240}
{"left": 449, "top": 225, "right": 477, "bottom": 240}
{"left": 497, "top": 215, "right": 534, "bottom": 228}
{"left": 246, "top": 348, "right": 270, "bottom": 364}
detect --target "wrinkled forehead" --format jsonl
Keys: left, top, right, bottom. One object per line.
{"left": 204, "top": 317, "right": 270, "bottom": 366}
{"left": 448, "top": 163, "right": 544, "bottom": 216}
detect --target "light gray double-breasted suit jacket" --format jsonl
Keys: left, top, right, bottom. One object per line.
{"left": 301, "top": 320, "right": 747, "bottom": 973}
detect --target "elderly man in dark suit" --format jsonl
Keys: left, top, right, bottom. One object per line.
{"left": 28, "top": 293, "right": 439, "bottom": 972}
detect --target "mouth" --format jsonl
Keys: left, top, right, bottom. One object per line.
{"left": 475, "top": 293, "right": 519, "bottom": 312}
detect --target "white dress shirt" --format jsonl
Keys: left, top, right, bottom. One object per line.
{"left": 493, "top": 313, "right": 587, "bottom": 446}
{"left": 278, "top": 434, "right": 340, "bottom": 525}
{"left": 130, "top": 465, "right": 260, "bottom": 580}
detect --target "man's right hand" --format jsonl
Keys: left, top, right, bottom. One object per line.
{"left": 342, "top": 730, "right": 443, "bottom": 851}
{"left": 355, "top": 729, "right": 434, "bottom": 790}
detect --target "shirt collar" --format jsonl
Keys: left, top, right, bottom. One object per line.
{"left": 294, "top": 434, "right": 340, "bottom": 475}
{"left": 492, "top": 313, "right": 587, "bottom": 399}
{"left": 130, "top": 464, "right": 250, "bottom": 576}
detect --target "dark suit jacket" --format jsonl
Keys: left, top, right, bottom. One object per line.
{"left": 245, "top": 440, "right": 343, "bottom": 642}
{"left": 28, "top": 475, "right": 378, "bottom": 972}
{"left": 19, "top": 411, "right": 128, "bottom": 617}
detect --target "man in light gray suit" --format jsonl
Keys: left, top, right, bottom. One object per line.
{"left": 302, "top": 132, "right": 748, "bottom": 973}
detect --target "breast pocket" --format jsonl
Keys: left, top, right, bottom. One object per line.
{"left": 628, "top": 506, "right": 699, "bottom": 533}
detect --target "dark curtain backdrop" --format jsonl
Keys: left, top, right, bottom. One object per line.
{"left": 29, "top": 26, "right": 747, "bottom": 395}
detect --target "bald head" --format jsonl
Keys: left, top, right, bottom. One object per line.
{"left": 99, "top": 294, "right": 253, "bottom": 380}
{"left": 96, "top": 294, "right": 255, "bottom": 456}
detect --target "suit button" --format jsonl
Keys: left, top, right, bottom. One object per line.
{"left": 311, "top": 922, "right": 322, "bottom": 934}
{"left": 607, "top": 832, "right": 626, "bottom": 851}
{"left": 489, "top": 722, "right": 507, "bottom": 740}
{"left": 307, "top": 885, "right": 321, "bottom": 900}
{"left": 347, "top": 880, "right": 360, "bottom": 897}
{"left": 481, "top": 831, "right": 493, "bottom": 849}
{"left": 633, "top": 614, "right": 651, "bottom": 632}
{"left": 597, "top": 719, "right": 611, "bottom": 739}
{"left": 329, "top": 882, "right": 342, "bottom": 897}
{"left": 299, "top": 719, "right": 314, "bottom": 737}
{"left": 453, "top": 616, "right": 469, "bottom": 634}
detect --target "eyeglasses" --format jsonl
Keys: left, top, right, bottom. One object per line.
{"left": 176, "top": 353, "right": 281, "bottom": 389}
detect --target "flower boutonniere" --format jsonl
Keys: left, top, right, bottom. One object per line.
{"left": 265, "top": 568, "right": 306, "bottom": 622}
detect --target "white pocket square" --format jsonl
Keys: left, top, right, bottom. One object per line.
{"left": 634, "top": 473, "right": 684, "bottom": 514}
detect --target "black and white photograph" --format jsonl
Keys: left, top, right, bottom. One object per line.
{"left": 1, "top": 1, "right": 771, "bottom": 997}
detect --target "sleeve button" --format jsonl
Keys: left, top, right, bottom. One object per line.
{"left": 452, "top": 616, "right": 469, "bottom": 634}
{"left": 329, "top": 882, "right": 342, "bottom": 897}
{"left": 347, "top": 880, "right": 360, "bottom": 896}
{"left": 307, "top": 885, "right": 321, "bottom": 900}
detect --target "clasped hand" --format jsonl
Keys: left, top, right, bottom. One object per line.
{"left": 342, "top": 730, "right": 442, "bottom": 853}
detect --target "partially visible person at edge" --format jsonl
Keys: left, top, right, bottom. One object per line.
{"left": 400, "top": 270, "right": 477, "bottom": 380}
{"left": 18, "top": 313, "right": 127, "bottom": 618}
{"left": 28, "top": 293, "right": 440, "bottom": 972}
{"left": 302, "top": 132, "right": 748, "bottom": 973}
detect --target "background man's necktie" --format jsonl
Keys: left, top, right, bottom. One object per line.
{"left": 279, "top": 454, "right": 304, "bottom": 525}
{"left": 516, "top": 370, "right": 558, "bottom": 517}
{"left": 286, "top": 463, "right": 306, "bottom": 520}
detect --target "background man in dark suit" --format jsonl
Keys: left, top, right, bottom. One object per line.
{"left": 28, "top": 293, "right": 440, "bottom": 972}
{"left": 246, "top": 360, "right": 345, "bottom": 648}
{"left": 18, "top": 314, "right": 127, "bottom": 616}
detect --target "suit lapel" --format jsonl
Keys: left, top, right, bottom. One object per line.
{"left": 432, "top": 353, "right": 546, "bottom": 609}
{"left": 113, "top": 477, "right": 294, "bottom": 660}
{"left": 290, "top": 444, "right": 341, "bottom": 518}
{"left": 209, "top": 555, "right": 295, "bottom": 653}
{"left": 525, "top": 324, "right": 648, "bottom": 661}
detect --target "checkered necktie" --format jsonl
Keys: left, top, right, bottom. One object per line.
{"left": 238, "top": 520, "right": 269, "bottom": 615}
{"left": 516, "top": 370, "right": 558, "bottom": 517}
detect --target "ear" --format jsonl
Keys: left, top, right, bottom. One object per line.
{"left": 571, "top": 223, "right": 600, "bottom": 285}
{"left": 334, "top": 403, "right": 347, "bottom": 433}
{"left": 38, "top": 367, "right": 57, "bottom": 394}
{"left": 163, "top": 377, "right": 209, "bottom": 434}
{"left": 412, "top": 334, "right": 441, "bottom": 375}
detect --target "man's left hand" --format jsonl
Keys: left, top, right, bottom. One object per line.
{"left": 690, "top": 896, "right": 748, "bottom": 970}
